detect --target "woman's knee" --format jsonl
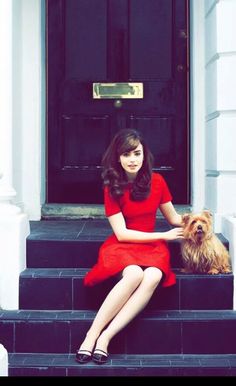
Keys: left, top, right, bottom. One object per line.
{"left": 122, "top": 265, "right": 144, "bottom": 288}
{"left": 143, "top": 267, "right": 163, "bottom": 290}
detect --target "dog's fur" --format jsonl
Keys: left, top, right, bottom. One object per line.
{"left": 181, "top": 210, "right": 231, "bottom": 274}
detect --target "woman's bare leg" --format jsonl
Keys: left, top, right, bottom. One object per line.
{"left": 95, "top": 267, "right": 162, "bottom": 353}
{"left": 78, "top": 265, "right": 144, "bottom": 352}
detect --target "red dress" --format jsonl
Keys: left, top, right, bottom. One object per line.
{"left": 84, "top": 173, "right": 176, "bottom": 288}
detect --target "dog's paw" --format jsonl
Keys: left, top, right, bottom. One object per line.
{"left": 207, "top": 268, "right": 219, "bottom": 274}
{"left": 221, "top": 267, "right": 232, "bottom": 274}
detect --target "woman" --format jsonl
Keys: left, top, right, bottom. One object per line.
{"left": 76, "top": 129, "right": 183, "bottom": 364}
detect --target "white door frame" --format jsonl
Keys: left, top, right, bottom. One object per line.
{"left": 17, "top": 0, "right": 205, "bottom": 220}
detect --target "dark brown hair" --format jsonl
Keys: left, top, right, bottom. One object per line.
{"left": 101, "top": 129, "right": 154, "bottom": 201}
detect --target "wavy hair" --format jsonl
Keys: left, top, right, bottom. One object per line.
{"left": 101, "top": 129, "right": 154, "bottom": 201}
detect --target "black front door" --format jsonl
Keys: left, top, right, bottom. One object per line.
{"left": 47, "top": 0, "right": 189, "bottom": 204}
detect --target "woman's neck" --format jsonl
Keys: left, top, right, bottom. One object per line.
{"left": 125, "top": 172, "right": 137, "bottom": 182}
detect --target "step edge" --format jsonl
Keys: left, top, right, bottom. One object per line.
{"left": 19, "top": 267, "right": 234, "bottom": 278}
{"left": 8, "top": 352, "right": 236, "bottom": 369}
{"left": 1, "top": 309, "right": 236, "bottom": 321}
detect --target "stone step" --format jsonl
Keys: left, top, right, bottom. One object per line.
{"left": 27, "top": 220, "right": 229, "bottom": 269}
{"left": 8, "top": 353, "right": 236, "bottom": 377}
{"left": 1, "top": 310, "right": 236, "bottom": 356}
{"left": 19, "top": 268, "right": 233, "bottom": 311}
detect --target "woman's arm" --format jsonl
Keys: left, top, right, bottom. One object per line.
{"left": 159, "top": 202, "right": 183, "bottom": 226}
{"left": 108, "top": 212, "right": 183, "bottom": 243}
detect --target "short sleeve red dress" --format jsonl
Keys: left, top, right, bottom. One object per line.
{"left": 84, "top": 173, "right": 176, "bottom": 288}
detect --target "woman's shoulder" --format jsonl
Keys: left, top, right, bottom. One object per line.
{"left": 151, "top": 172, "right": 169, "bottom": 191}
{"left": 151, "top": 172, "right": 165, "bottom": 183}
{"left": 151, "top": 172, "right": 172, "bottom": 201}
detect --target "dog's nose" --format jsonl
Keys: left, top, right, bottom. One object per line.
{"left": 197, "top": 225, "right": 202, "bottom": 230}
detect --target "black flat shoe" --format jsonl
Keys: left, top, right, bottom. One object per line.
{"left": 75, "top": 349, "right": 92, "bottom": 364}
{"left": 92, "top": 349, "right": 109, "bottom": 364}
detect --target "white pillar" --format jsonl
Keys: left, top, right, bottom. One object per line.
{"left": 190, "top": 0, "right": 205, "bottom": 212}
{"left": 0, "top": 344, "right": 8, "bottom": 377}
{"left": 0, "top": 0, "right": 30, "bottom": 310}
{"left": 0, "top": 0, "right": 19, "bottom": 214}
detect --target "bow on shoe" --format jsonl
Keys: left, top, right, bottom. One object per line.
{"left": 75, "top": 349, "right": 92, "bottom": 364}
{"left": 92, "top": 349, "right": 109, "bottom": 364}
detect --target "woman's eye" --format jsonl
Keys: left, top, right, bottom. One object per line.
{"left": 122, "top": 152, "right": 130, "bottom": 157}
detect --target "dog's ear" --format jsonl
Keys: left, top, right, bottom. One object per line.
{"left": 182, "top": 213, "right": 191, "bottom": 225}
{"left": 203, "top": 210, "right": 212, "bottom": 219}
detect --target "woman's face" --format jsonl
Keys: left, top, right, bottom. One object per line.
{"left": 119, "top": 142, "right": 144, "bottom": 180}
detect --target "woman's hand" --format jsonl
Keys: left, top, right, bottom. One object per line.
{"left": 163, "top": 227, "right": 184, "bottom": 241}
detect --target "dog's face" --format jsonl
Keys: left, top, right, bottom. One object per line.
{"left": 182, "top": 211, "right": 212, "bottom": 243}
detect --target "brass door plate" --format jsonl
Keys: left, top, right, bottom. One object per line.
{"left": 93, "top": 82, "right": 143, "bottom": 99}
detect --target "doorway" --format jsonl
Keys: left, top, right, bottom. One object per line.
{"left": 47, "top": 0, "right": 189, "bottom": 204}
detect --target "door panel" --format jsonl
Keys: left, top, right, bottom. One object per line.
{"left": 62, "top": 116, "right": 110, "bottom": 167}
{"left": 65, "top": 0, "right": 107, "bottom": 80}
{"left": 47, "top": 0, "right": 189, "bottom": 204}
{"left": 129, "top": 0, "right": 172, "bottom": 79}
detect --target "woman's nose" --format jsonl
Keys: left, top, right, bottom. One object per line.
{"left": 130, "top": 154, "right": 136, "bottom": 162}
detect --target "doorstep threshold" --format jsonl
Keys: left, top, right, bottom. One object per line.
{"left": 41, "top": 204, "right": 192, "bottom": 220}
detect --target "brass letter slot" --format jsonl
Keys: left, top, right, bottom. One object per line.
{"left": 93, "top": 82, "right": 143, "bottom": 99}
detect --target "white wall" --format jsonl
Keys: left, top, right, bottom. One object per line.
{"left": 12, "top": 0, "right": 45, "bottom": 220}
{"left": 190, "top": 0, "right": 205, "bottom": 212}
{"left": 205, "top": 0, "right": 236, "bottom": 230}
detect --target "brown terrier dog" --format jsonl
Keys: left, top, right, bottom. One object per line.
{"left": 181, "top": 210, "right": 231, "bottom": 274}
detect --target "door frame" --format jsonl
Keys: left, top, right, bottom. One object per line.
{"left": 46, "top": 0, "right": 191, "bottom": 205}
{"left": 16, "top": 0, "right": 206, "bottom": 219}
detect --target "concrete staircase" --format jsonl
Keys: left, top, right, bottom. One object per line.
{"left": 1, "top": 219, "right": 236, "bottom": 376}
